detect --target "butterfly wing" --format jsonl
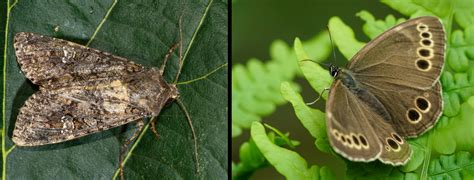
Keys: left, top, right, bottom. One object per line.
{"left": 349, "top": 16, "right": 444, "bottom": 89}
{"left": 14, "top": 32, "right": 145, "bottom": 86}
{"left": 348, "top": 17, "right": 445, "bottom": 137}
{"left": 326, "top": 80, "right": 382, "bottom": 162}
{"left": 327, "top": 80, "right": 411, "bottom": 165}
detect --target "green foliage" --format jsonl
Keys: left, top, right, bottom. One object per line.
{"left": 232, "top": 123, "right": 300, "bottom": 179}
{"left": 280, "top": 81, "right": 332, "bottom": 153}
{"left": 250, "top": 122, "right": 335, "bottom": 180}
{"left": 232, "top": 32, "right": 331, "bottom": 137}
{"left": 428, "top": 151, "right": 474, "bottom": 179}
{"left": 3, "top": 0, "right": 227, "bottom": 179}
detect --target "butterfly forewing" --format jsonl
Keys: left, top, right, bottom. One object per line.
{"left": 326, "top": 80, "right": 382, "bottom": 162}
{"left": 349, "top": 16, "right": 444, "bottom": 89}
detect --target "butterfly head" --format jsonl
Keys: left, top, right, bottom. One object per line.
{"left": 329, "top": 64, "right": 340, "bottom": 77}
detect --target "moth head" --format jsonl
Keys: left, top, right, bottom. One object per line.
{"left": 169, "top": 84, "right": 179, "bottom": 99}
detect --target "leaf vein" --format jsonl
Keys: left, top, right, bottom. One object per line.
{"left": 86, "top": 0, "right": 118, "bottom": 46}
{"left": 177, "top": 63, "right": 227, "bottom": 85}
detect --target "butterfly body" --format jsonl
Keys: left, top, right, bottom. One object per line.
{"left": 335, "top": 68, "right": 392, "bottom": 121}
{"left": 325, "top": 16, "right": 445, "bottom": 165}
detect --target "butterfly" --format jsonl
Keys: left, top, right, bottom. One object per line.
{"left": 326, "top": 16, "right": 444, "bottom": 165}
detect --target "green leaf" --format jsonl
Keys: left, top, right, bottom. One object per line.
{"left": 232, "top": 31, "right": 331, "bottom": 137}
{"left": 356, "top": 10, "right": 406, "bottom": 39}
{"left": 294, "top": 38, "right": 333, "bottom": 99}
{"left": 232, "top": 123, "right": 300, "bottom": 179}
{"left": 428, "top": 151, "right": 474, "bottom": 179}
{"left": 328, "top": 16, "right": 365, "bottom": 60}
{"left": 431, "top": 96, "right": 474, "bottom": 154}
{"left": 280, "top": 82, "right": 331, "bottom": 153}
{"left": 3, "top": 0, "right": 227, "bottom": 179}
{"left": 381, "top": 0, "right": 474, "bottom": 29}
{"left": 232, "top": 139, "right": 267, "bottom": 179}
{"left": 250, "top": 122, "right": 335, "bottom": 180}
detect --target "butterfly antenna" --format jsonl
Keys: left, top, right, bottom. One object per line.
{"left": 327, "top": 26, "right": 337, "bottom": 65}
{"left": 300, "top": 59, "right": 330, "bottom": 68}
{"left": 176, "top": 98, "right": 200, "bottom": 174}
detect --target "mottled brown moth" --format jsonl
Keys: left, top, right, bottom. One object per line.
{"left": 11, "top": 32, "right": 198, "bottom": 175}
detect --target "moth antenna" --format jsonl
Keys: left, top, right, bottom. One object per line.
{"left": 326, "top": 26, "right": 337, "bottom": 66}
{"left": 173, "top": 14, "right": 184, "bottom": 83}
{"left": 176, "top": 98, "right": 200, "bottom": 174}
{"left": 160, "top": 43, "right": 179, "bottom": 75}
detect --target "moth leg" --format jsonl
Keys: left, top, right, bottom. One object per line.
{"left": 119, "top": 120, "right": 145, "bottom": 180}
{"left": 176, "top": 99, "right": 200, "bottom": 174}
{"left": 150, "top": 116, "right": 161, "bottom": 140}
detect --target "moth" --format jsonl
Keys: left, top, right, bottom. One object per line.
{"left": 12, "top": 32, "right": 181, "bottom": 146}
{"left": 325, "top": 16, "right": 445, "bottom": 165}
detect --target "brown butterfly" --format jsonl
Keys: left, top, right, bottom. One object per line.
{"left": 326, "top": 16, "right": 444, "bottom": 165}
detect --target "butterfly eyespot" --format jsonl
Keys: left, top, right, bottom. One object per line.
{"left": 417, "top": 48, "right": 432, "bottom": 58}
{"left": 420, "top": 39, "right": 433, "bottom": 47}
{"left": 332, "top": 129, "right": 340, "bottom": 138}
{"left": 417, "top": 24, "right": 429, "bottom": 32}
{"left": 351, "top": 134, "right": 360, "bottom": 146}
{"left": 421, "top": 32, "right": 431, "bottom": 38}
{"left": 415, "top": 59, "right": 432, "bottom": 71}
{"left": 386, "top": 138, "right": 400, "bottom": 152}
{"left": 391, "top": 133, "right": 404, "bottom": 144}
{"left": 406, "top": 108, "right": 422, "bottom": 123}
{"left": 415, "top": 97, "right": 431, "bottom": 113}
{"left": 341, "top": 136, "right": 346, "bottom": 143}
{"left": 359, "top": 134, "right": 369, "bottom": 149}
{"left": 346, "top": 137, "right": 352, "bottom": 145}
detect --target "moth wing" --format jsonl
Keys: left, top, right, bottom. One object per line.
{"left": 12, "top": 85, "right": 151, "bottom": 146}
{"left": 348, "top": 17, "right": 444, "bottom": 138}
{"left": 327, "top": 80, "right": 411, "bottom": 165}
{"left": 14, "top": 32, "right": 144, "bottom": 86}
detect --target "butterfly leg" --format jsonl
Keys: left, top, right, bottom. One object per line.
{"left": 119, "top": 120, "right": 145, "bottom": 180}
{"left": 306, "top": 88, "right": 330, "bottom": 105}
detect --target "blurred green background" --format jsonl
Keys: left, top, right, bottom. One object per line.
{"left": 232, "top": 0, "right": 402, "bottom": 179}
